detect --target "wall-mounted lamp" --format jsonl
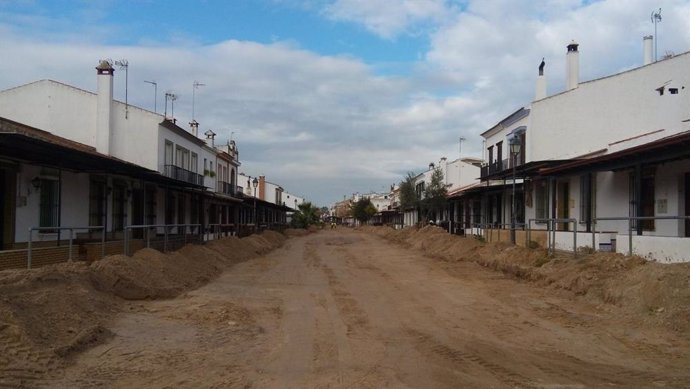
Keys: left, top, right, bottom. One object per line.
{"left": 31, "top": 177, "right": 41, "bottom": 190}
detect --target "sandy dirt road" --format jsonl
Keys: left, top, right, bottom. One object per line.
{"left": 54, "top": 229, "right": 690, "bottom": 388}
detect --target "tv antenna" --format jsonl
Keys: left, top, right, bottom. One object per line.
{"left": 144, "top": 80, "right": 157, "bottom": 113}
{"left": 651, "top": 8, "right": 662, "bottom": 62}
{"left": 114, "top": 59, "right": 129, "bottom": 118}
{"left": 192, "top": 81, "right": 206, "bottom": 121}
{"left": 164, "top": 92, "right": 178, "bottom": 119}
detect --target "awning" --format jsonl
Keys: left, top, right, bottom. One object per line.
{"left": 540, "top": 130, "right": 690, "bottom": 175}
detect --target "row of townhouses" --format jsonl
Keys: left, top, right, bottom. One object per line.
{"left": 0, "top": 60, "right": 305, "bottom": 269}
{"left": 344, "top": 36, "right": 690, "bottom": 263}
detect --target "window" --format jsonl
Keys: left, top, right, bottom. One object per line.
{"left": 165, "top": 190, "right": 175, "bottom": 224}
{"left": 488, "top": 146, "right": 494, "bottom": 165}
{"left": 496, "top": 141, "right": 503, "bottom": 169}
{"left": 630, "top": 168, "right": 655, "bottom": 230}
{"left": 112, "top": 183, "right": 126, "bottom": 231}
{"left": 177, "top": 193, "right": 186, "bottom": 224}
{"left": 164, "top": 141, "right": 174, "bottom": 166}
{"left": 175, "top": 146, "right": 190, "bottom": 170}
{"left": 145, "top": 185, "right": 157, "bottom": 225}
{"left": 89, "top": 179, "right": 106, "bottom": 227}
{"left": 535, "top": 180, "right": 547, "bottom": 220}
{"left": 39, "top": 179, "right": 59, "bottom": 228}
{"left": 415, "top": 182, "right": 425, "bottom": 199}
{"left": 190, "top": 194, "right": 199, "bottom": 224}
{"left": 579, "top": 174, "right": 596, "bottom": 227}
{"left": 204, "top": 158, "right": 208, "bottom": 171}
{"left": 210, "top": 161, "right": 213, "bottom": 174}
{"left": 191, "top": 153, "right": 198, "bottom": 173}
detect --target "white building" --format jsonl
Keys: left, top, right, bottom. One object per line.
{"left": 0, "top": 60, "right": 253, "bottom": 257}
{"left": 467, "top": 38, "right": 690, "bottom": 262}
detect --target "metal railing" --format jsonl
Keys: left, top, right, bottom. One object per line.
{"left": 592, "top": 216, "right": 690, "bottom": 257}
{"left": 163, "top": 165, "right": 204, "bottom": 185}
{"left": 206, "top": 223, "right": 236, "bottom": 240}
{"left": 527, "top": 218, "right": 578, "bottom": 257}
{"left": 123, "top": 224, "right": 201, "bottom": 256}
{"left": 216, "top": 181, "right": 239, "bottom": 196}
{"left": 27, "top": 226, "right": 105, "bottom": 269}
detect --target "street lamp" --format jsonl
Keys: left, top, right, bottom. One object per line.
{"left": 509, "top": 135, "right": 522, "bottom": 244}
{"left": 252, "top": 177, "right": 259, "bottom": 230}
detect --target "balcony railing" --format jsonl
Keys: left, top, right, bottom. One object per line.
{"left": 163, "top": 165, "right": 204, "bottom": 186}
{"left": 217, "top": 181, "right": 240, "bottom": 196}
{"left": 480, "top": 156, "right": 524, "bottom": 179}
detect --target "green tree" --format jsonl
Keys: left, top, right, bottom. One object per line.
{"left": 291, "top": 202, "right": 321, "bottom": 228}
{"left": 421, "top": 167, "right": 448, "bottom": 223}
{"left": 398, "top": 172, "right": 418, "bottom": 211}
{"left": 352, "top": 197, "right": 378, "bottom": 224}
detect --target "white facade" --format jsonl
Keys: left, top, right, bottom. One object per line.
{"left": 529, "top": 53, "right": 690, "bottom": 162}
{"left": 283, "top": 191, "right": 304, "bottom": 210}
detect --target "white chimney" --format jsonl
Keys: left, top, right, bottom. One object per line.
{"left": 566, "top": 41, "right": 579, "bottom": 91}
{"left": 643, "top": 35, "right": 653, "bottom": 65}
{"left": 204, "top": 129, "right": 216, "bottom": 148}
{"left": 189, "top": 120, "right": 199, "bottom": 137}
{"left": 96, "top": 60, "right": 114, "bottom": 154}
{"left": 535, "top": 57, "right": 547, "bottom": 100}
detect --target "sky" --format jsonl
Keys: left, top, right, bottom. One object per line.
{"left": 1, "top": 0, "right": 690, "bottom": 206}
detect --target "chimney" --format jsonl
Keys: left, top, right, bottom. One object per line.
{"left": 643, "top": 35, "right": 653, "bottom": 65}
{"left": 96, "top": 60, "right": 114, "bottom": 154}
{"left": 535, "top": 57, "right": 547, "bottom": 100}
{"left": 566, "top": 41, "right": 579, "bottom": 91}
{"left": 259, "top": 176, "right": 266, "bottom": 200}
{"left": 204, "top": 129, "right": 216, "bottom": 148}
{"left": 189, "top": 120, "right": 199, "bottom": 137}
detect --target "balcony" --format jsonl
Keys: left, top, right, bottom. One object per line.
{"left": 217, "top": 180, "right": 240, "bottom": 196}
{"left": 163, "top": 165, "right": 204, "bottom": 186}
{"left": 480, "top": 157, "right": 526, "bottom": 179}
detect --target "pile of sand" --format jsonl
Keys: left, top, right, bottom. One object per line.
{"left": 367, "top": 225, "right": 690, "bottom": 336}
{"left": 0, "top": 230, "right": 287, "bottom": 386}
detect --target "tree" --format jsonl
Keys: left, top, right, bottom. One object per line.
{"left": 398, "top": 172, "right": 418, "bottom": 211}
{"left": 352, "top": 197, "right": 378, "bottom": 224}
{"left": 421, "top": 167, "right": 448, "bottom": 223}
{"left": 291, "top": 202, "right": 321, "bottom": 228}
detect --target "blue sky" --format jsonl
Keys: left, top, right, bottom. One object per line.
{"left": 1, "top": 0, "right": 690, "bottom": 206}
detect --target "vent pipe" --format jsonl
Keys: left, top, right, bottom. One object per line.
{"left": 643, "top": 35, "right": 653, "bottom": 65}
{"left": 566, "top": 41, "right": 579, "bottom": 91}
{"left": 535, "top": 57, "right": 547, "bottom": 100}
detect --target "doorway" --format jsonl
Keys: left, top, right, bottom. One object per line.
{"left": 557, "top": 182, "right": 570, "bottom": 231}
{"left": 0, "top": 168, "right": 16, "bottom": 249}
{"left": 685, "top": 173, "right": 690, "bottom": 237}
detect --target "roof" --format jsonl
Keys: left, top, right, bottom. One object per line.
{"left": 0, "top": 116, "right": 205, "bottom": 190}
{"left": 540, "top": 130, "right": 690, "bottom": 176}
{"left": 481, "top": 107, "right": 530, "bottom": 138}
{"left": 534, "top": 50, "right": 690, "bottom": 103}
{"left": 159, "top": 119, "right": 208, "bottom": 147}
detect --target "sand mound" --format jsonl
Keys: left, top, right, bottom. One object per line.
{"left": 366, "top": 225, "right": 690, "bottom": 336}
{"left": 0, "top": 231, "right": 288, "bottom": 386}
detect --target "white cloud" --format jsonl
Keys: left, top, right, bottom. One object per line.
{"left": 322, "top": 0, "right": 452, "bottom": 39}
{"left": 2, "top": 0, "right": 690, "bottom": 205}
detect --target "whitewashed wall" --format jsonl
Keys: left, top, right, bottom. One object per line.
{"left": 529, "top": 53, "right": 690, "bottom": 162}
